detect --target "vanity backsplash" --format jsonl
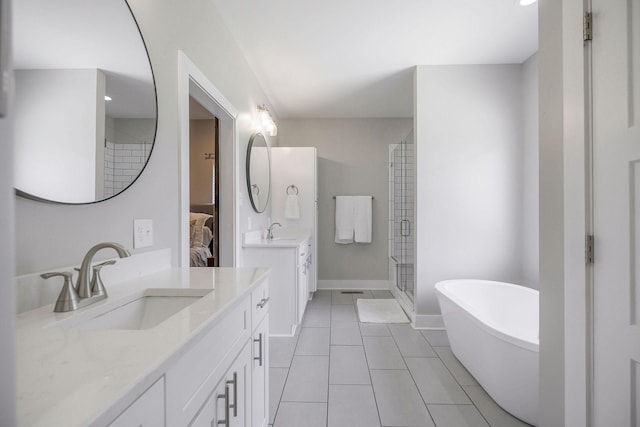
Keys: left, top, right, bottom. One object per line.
{"left": 16, "top": 248, "right": 171, "bottom": 313}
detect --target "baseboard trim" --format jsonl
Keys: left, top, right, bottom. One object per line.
{"left": 413, "top": 314, "right": 445, "bottom": 330}
{"left": 317, "top": 280, "right": 389, "bottom": 290}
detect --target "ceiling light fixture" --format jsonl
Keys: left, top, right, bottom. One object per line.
{"left": 519, "top": 0, "right": 537, "bottom": 5}
{"left": 257, "top": 104, "right": 278, "bottom": 136}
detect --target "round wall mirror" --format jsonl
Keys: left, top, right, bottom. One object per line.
{"left": 246, "top": 133, "right": 271, "bottom": 213}
{"left": 13, "top": 0, "right": 157, "bottom": 204}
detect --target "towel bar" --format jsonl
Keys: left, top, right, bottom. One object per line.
{"left": 332, "top": 196, "right": 374, "bottom": 199}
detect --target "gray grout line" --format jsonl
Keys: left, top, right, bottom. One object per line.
{"left": 325, "top": 300, "right": 332, "bottom": 427}
{"left": 392, "top": 335, "right": 437, "bottom": 427}
{"left": 361, "top": 322, "right": 384, "bottom": 427}
{"left": 275, "top": 291, "right": 516, "bottom": 427}
{"left": 272, "top": 329, "right": 301, "bottom": 425}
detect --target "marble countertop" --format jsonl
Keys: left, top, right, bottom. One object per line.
{"left": 16, "top": 267, "right": 270, "bottom": 427}
{"left": 243, "top": 230, "right": 310, "bottom": 248}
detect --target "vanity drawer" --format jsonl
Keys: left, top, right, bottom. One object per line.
{"left": 166, "top": 296, "right": 250, "bottom": 426}
{"left": 251, "top": 278, "right": 269, "bottom": 331}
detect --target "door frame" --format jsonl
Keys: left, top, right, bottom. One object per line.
{"left": 539, "top": 0, "right": 594, "bottom": 426}
{"left": 178, "top": 51, "right": 239, "bottom": 267}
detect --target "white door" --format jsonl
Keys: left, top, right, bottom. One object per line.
{"left": 592, "top": 0, "right": 640, "bottom": 425}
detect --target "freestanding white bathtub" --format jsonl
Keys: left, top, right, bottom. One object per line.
{"left": 435, "top": 279, "right": 538, "bottom": 426}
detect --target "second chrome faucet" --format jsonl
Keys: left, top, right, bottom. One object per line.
{"left": 266, "top": 222, "right": 281, "bottom": 240}
{"left": 41, "top": 242, "right": 131, "bottom": 313}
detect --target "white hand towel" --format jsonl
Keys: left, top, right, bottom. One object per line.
{"left": 334, "top": 196, "right": 354, "bottom": 244}
{"left": 354, "top": 196, "right": 372, "bottom": 243}
{"left": 285, "top": 194, "right": 301, "bottom": 219}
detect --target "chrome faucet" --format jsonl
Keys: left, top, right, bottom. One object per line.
{"left": 76, "top": 242, "right": 130, "bottom": 298}
{"left": 41, "top": 242, "right": 131, "bottom": 312}
{"left": 266, "top": 222, "right": 281, "bottom": 240}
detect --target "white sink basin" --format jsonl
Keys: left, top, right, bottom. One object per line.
{"left": 270, "top": 237, "right": 297, "bottom": 241}
{"left": 57, "top": 288, "right": 213, "bottom": 331}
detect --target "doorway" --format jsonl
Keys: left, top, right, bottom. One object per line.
{"left": 189, "top": 96, "right": 219, "bottom": 266}
{"left": 178, "top": 51, "right": 239, "bottom": 267}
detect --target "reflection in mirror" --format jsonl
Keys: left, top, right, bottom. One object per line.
{"left": 13, "top": 0, "right": 157, "bottom": 204}
{"left": 246, "top": 133, "right": 270, "bottom": 213}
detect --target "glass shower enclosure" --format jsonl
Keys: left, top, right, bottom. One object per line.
{"left": 389, "top": 131, "right": 415, "bottom": 303}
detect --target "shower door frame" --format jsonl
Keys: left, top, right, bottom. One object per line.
{"left": 388, "top": 140, "right": 416, "bottom": 318}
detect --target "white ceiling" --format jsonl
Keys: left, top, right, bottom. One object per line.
{"left": 213, "top": 0, "right": 538, "bottom": 119}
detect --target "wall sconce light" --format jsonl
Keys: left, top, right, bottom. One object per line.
{"left": 257, "top": 104, "right": 278, "bottom": 136}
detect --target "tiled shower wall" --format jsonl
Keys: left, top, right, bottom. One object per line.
{"left": 389, "top": 133, "right": 415, "bottom": 299}
{"left": 103, "top": 118, "right": 155, "bottom": 198}
{"left": 104, "top": 142, "right": 153, "bottom": 198}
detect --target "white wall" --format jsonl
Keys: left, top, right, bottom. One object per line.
{"left": 14, "top": 0, "right": 275, "bottom": 275}
{"left": 278, "top": 118, "right": 412, "bottom": 282}
{"left": 189, "top": 119, "right": 215, "bottom": 204}
{"left": 107, "top": 118, "right": 156, "bottom": 146}
{"left": 414, "top": 64, "right": 526, "bottom": 321}
{"left": 1, "top": 0, "right": 16, "bottom": 421}
{"left": 14, "top": 69, "right": 104, "bottom": 202}
{"left": 538, "top": 0, "right": 591, "bottom": 425}
{"left": 0, "top": 110, "right": 15, "bottom": 427}
{"left": 538, "top": 2, "right": 566, "bottom": 424}
{"left": 521, "top": 53, "right": 539, "bottom": 289}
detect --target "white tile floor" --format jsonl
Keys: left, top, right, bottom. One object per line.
{"left": 269, "top": 289, "right": 532, "bottom": 427}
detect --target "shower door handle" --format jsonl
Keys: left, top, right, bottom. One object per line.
{"left": 400, "top": 220, "right": 411, "bottom": 237}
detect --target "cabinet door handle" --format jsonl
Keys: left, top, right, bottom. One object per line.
{"left": 225, "top": 371, "right": 237, "bottom": 417}
{"left": 254, "top": 332, "right": 263, "bottom": 366}
{"left": 216, "top": 385, "right": 230, "bottom": 426}
{"left": 256, "top": 297, "right": 270, "bottom": 309}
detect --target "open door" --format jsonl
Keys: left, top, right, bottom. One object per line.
{"left": 189, "top": 96, "right": 219, "bottom": 266}
{"left": 591, "top": 1, "right": 640, "bottom": 424}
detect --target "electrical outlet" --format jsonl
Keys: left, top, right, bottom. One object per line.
{"left": 134, "top": 219, "right": 153, "bottom": 249}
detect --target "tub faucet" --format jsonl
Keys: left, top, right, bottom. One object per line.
{"left": 266, "top": 222, "right": 281, "bottom": 240}
{"left": 76, "top": 242, "right": 131, "bottom": 298}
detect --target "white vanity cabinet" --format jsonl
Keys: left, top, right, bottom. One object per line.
{"left": 244, "top": 239, "right": 309, "bottom": 336}
{"left": 251, "top": 316, "right": 269, "bottom": 427}
{"left": 165, "top": 295, "right": 251, "bottom": 426}
{"left": 17, "top": 267, "right": 271, "bottom": 427}
{"left": 163, "top": 281, "right": 270, "bottom": 427}
{"left": 251, "top": 278, "right": 270, "bottom": 427}
{"left": 109, "top": 378, "right": 165, "bottom": 427}
{"left": 297, "top": 243, "right": 311, "bottom": 324}
{"left": 271, "top": 147, "right": 318, "bottom": 293}
{"left": 190, "top": 343, "right": 251, "bottom": 427}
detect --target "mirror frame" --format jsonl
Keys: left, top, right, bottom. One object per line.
{"left": 246, "top": 132, "right": 271, "bottom": 213}
{"left": 14, "top": 0, "right": 158, "bottom": 205}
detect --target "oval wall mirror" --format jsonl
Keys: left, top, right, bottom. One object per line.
{"left": 13, "top": 0, "right": 157, "bottom": 204}
{"left": 246, "top": 133, "right": 271, "bottom": 213}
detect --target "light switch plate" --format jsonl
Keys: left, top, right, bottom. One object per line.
{"left": 134, "top": 219, "right": 153, "bottom": 249}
